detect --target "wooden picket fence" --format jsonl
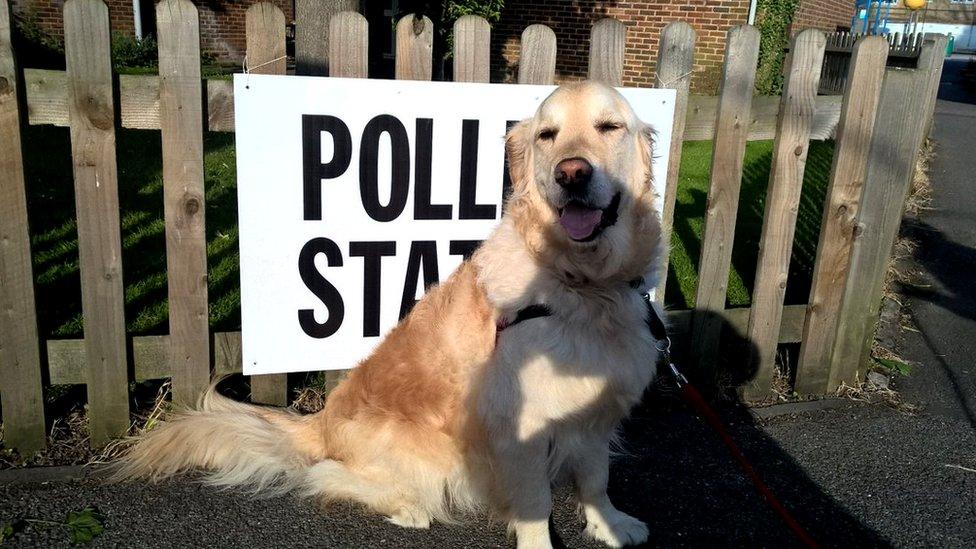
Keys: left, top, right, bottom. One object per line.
{"left": 819, "top": 30, "right": 926, "bottom": 93}
{"left": 0, "top": 0, "right": 947, "bottom": 454}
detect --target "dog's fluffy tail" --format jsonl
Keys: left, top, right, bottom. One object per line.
{"left": 110, "top": 383, "right": 325, "bottom": 495}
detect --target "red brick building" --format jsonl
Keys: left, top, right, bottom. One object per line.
{"left": 492, "top": 0, "right": 855, "bottom": 91}
{"left": 11, "top": 0, "right": 854, "bottom": 90}
{"left": 792, "top": 0, "right": 857, "bottom": 35}
{"left": 10, "top": 0, "right": 295, "bottom": 63}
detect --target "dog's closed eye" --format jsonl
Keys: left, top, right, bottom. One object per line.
{"left": 537, "top": 128, "right": 557, "bottom": 141}
{"left": 596, "top": 121, "right": 624, "bottom": 134}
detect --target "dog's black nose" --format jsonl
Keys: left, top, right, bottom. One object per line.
{"left": 554, "top": 158, "right": 593, "bottom": 190}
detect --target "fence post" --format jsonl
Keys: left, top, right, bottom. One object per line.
{"left": 653, "top": 22, "right": 696, "bottom": 302}
{"left": 0, "top": 0, "right": 46, "bottom": 454}
{"left": 453, "top": 15, "right": 490, "bottom": 83}
{"left": 795, "top": 37, "right": 888, "bottom": 395}
{"left": 827, "top": 36, "right": 948, "bottom": 391}
{"left": 744, "top": 29, "right": 826, "bottom": 399}
{"left": 157, "top": 0, "right": 210, "bottom": 408}
{"left": 588, "top": 18, "right": 625, "bottom": 86}
{"left": 395, "top": 14, "right": 433, "bottom": 81}
{"left": 245, "top": 2, "right": 288, "bottom": 406}
{"left": 690, "top": 25, "right": 760, "bottom": 378}
{"left": 519, "top": 25, "right": 556, "bottom": 85}
{"left": 63, "top": 0, "right": 131, "bottom": 445}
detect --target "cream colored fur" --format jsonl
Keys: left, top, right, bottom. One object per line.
{"left": 114, "top": 81, "right": 665, "bottom": 549}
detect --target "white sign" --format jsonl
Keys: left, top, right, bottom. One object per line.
{"left": 234, "top": 75, "right": 675, "bottom": 375}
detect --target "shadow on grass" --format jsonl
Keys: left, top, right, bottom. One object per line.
{"left": 665, "top": 140, "right": 834, "bottom": 310}
{"left": 22, "top": 126, "right": 242, "bottom": 340}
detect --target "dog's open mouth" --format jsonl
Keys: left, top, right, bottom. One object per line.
{"left": 557, "top": 193, "right": 621, "bottom": 242}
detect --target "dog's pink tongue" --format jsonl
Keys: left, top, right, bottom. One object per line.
{"left": 559, "top": 203, "right": 603, "bottom": 240}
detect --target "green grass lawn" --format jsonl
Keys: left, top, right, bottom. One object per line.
{"left": 21, "top": 126, "right": 832, "bottom": 339}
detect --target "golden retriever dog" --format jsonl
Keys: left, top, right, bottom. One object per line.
{"left": 115, "top": 80, "right": 664, "bottom": 549}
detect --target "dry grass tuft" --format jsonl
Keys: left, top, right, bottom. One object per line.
{"left": 836, "top": 372, "right": 919, "bottom": 414}
{"left": 0, "top": 382, "right": 173, "bottom": 468}
{"left": 770, "top": 364, "right": 795, "bottom": 403}
{"left": 290, "top": 371, "right": 345, "bottom": 414}
{"left": 290, "top": 384, "right": 329, "bottom": 415}
{"left": 92, "top": 381, "right": 172, "bottom": 464}
{"left": 904, "top": 137, "right": 934, "bottom": 217}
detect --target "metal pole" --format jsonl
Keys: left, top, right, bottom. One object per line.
{"left": 132, "top": 0, "right": 143, "bottom": 40}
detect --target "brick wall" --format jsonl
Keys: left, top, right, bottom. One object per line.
{"left": 491, "top": 0, "right": 751, "bottom": 93}
{"left": 196, "top": 0, "right": 293, "bottom": 63}
{"left": 791, "top": 0, "right": 855, "bottom": 34}
{"left": 10, "top": 0, "right": 295, "bottom": 64}
{"left": 11, "top": 0, "right": 134, "bottom": 39}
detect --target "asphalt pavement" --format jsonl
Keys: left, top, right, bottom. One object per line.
{"left": 2, "top": 56, "right": 975, "bottom": 549}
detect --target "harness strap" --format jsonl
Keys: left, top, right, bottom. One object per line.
{"left": 498, "top": 278, "right": 656, "bottom": 334}
{"left": 496, "top": 304, "right": 553, "bottom": 333}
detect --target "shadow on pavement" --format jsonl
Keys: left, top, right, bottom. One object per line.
{"left": 897, "top": 219, "right": 976, "bottom": 430}
{"left": 936, "top": 55, "right": 976, "bottom": 105}
{"left": 536, "top": 311, "right": 891, "bottom": 547}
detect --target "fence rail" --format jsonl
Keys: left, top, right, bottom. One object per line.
{"left": 0, "top": 0, "right": 947, "bottom": 453}
{"left": 20, "top": 69, "right": 846, "bottom": 139}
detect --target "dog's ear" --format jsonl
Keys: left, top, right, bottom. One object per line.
{"left": 638, "top": 122, "right": 655, "bottom": 162}
{"left": 505, "top": 120, "right": 532, "bottom": 195}
{"left": 637, "top": 122, "right": 656, "bottom": 185}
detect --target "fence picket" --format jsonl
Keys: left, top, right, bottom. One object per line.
{"left": 519, "top": 25, "right": 556, "bottom": 85}
{"left": 295, "top": 0, "right": 359, "bottom": 76}
{"left": 0, "top": 0, "right": 46, "bottom": 453}
{"left": 795, "top": 37, "right": 888, "bottom": 395}
{"left": 588, "top": 18, "right": 625, "bottom": 86}
{"left": 827, "top": 36, "right": 947, "bottom": 391}
{"left": 453, "top": 15, "right": 490, "bottom": 83}
{"left": 744, "top": 29, "right": 826, "bottom": 398}
{"left": 63, "top": 0, "right": 130, "bottom": 445}
{"left": 244, "top": 2, "right": 288, "bottom": 406}
{"left": 395, "top": 14, "right": 433, "bottom": 81}
{"left": 157, "top": 0, "right": 210, "bottom": 408}
{"left": 690, "top": 25, "right": 760, "bottom": 377}
{"left": 653, "top": 22, "right": 696, "bottom": 302}
{"left": 329, "top": 12, "right": 368, "bottom": 78}
{"left": 308, "top": 9, "right": 373, "bottom": 396}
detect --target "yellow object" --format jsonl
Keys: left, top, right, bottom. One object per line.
{"left": 904, "top": 0, "right": 925, "bottom": 10}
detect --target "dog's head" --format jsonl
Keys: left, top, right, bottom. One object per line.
{"left": 505, "top": 81, "right": 663, "bottom": 284}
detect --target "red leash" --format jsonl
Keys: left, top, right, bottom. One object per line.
{"left": 664, "top": 357, "right": 820, "bottom": 549}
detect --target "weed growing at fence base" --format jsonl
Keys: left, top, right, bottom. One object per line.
{"left": 22, "top": 126, "right": 833, "bottom": 338}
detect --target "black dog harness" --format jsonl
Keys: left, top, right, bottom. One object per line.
{"left": 494, "top": 279, "right": 668, "bottom": 343}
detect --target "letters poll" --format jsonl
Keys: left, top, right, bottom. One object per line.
{"left": 298, "top": 114, "right": 517, "bottom": 339}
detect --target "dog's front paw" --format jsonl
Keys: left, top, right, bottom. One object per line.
{"left": 386, "top": 507, "right": 431, "bottom": 529}
{"left": 583, "top": 507, "right": 648, "bottom": 547}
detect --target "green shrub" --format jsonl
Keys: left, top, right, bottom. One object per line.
{"left": 11, "top": 8, "right": 64, "bottom": 69}
{"left": 11, "top": 7, "right": 159, "bottom": 73}
{"left": 445, "top": 0, "right": 505, "bottom": 24}
{"left": 754, "top": 0, "right": 801, "bottom": 95}
{"left": 111, "top": 34, "right": 158, "bottom": 72}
